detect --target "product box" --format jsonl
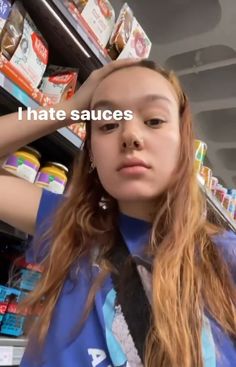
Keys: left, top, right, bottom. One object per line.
{"left": 65, "top": 0, "right": 115, "bottom": 49}
{"left": 0, "top": 285, "right": 32, "bottom": 337}
{"left": 0, "top": 312, "right": 26, "bottom": 337}
{"left": 0, "top": 286, "right": 21, "bottom": 324}
{"left": 39, "top": 65, "right": 79, "bottom": 105}
{"left": 18, "top": 269, "right": 42, "bottom": 292}
{"left": 0, "top": 53, "right": 52, "bottom": 106}
{"left": 15, "top": 257, "right": 44, "bottom": 274}
{"left": 81, "top": 0, "right": 115, "bottom": 48}
{"left": 0, "top": 1, "right": 48, "bottom": 88}
{"left": 107, "top": 3, "right": 151, "bottom": 60}
{"left": 0, "top": 0, "right": 11, "bottom": 35}
{"left": 68, "top": 122, "right": 86, "bottom": 140}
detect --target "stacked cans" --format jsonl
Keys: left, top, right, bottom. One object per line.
{"left": 194, "top": 140, "right": 236, "bottom": 222}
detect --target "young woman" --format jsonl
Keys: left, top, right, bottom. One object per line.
{"left": 0, "top": 59, "right": 235, "bottom": 367}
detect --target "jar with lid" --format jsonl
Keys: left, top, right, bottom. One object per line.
{"left": 3, "top": 146, "right": 41, "bottom": 183}
{"left": 35, "top": 162, "right": 69, "bottom": 194}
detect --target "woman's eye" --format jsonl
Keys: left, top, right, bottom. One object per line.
{"left": 100, "top": 123, "right": 119, "bottom": 132}
{"left": 145, "top": 118, "right": 166, "bottom": 127}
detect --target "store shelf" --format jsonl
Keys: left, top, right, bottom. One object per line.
{"left": 58, "top": 127, "right": 84, "bottom": 149}
{"left": 0, "top": 73, "right": 38, "bottom": 110}
{"left": 197, "top": 175, "right": 236, "bottom": 232}
{"left": 0, "top": 337, "right": 27, "bottom": 366}
{"left": 0, "top": 221, "right": 28, "bottom": 242}
{"left": 0, "top": 72, "right": 83, "bottom": 151}
{"left": 51, "top": 0, "right": 110, "bottom": 64}
{"left": 21, "top": 0, "right": 110, "bottom": 81}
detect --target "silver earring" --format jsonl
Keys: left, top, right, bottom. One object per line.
{"left": 89, "top": 161, "right": 95, "bottom": 173}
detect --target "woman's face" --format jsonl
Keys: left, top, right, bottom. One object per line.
{"left": 90, "top": 67, "right": 181, "bottom": 220}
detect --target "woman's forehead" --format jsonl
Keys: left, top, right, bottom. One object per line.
{"left": 91, "top": 67, "right": 179, "bottom": 109}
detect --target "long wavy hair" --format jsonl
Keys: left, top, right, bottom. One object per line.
{"left": 21, "top": 60, "right": 236, "bottom": 367}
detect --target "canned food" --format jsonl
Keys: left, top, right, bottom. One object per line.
{"left": 228, "top": 189, "right": 236, "bottom": 198}
{"left": 228, "top": 200, "right": 236, "bottom": 220}
{"left": 194, "top": 159, "right": 202, "bottom": 174}
{"left": 35, "top": 162, "right": 68, "bottom": 194}
{"left": 194, "top": 140, "right": 207, "bottom": 163}
{"left": 215, "top": 185, "right": 227, "bottom": 205}
{"left": 223, "top": 194, "right": 232, "bottom": 211}
{"left": 3, "top": 146, "right": 41, "bottom": 183}
{"left": 200, "top": 166, "right": 212, "bottom": 188}
{"left": 210, "top": 177, "right": 219, "bottom": 195}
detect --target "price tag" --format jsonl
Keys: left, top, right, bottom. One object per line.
{"left": 0, "top": 346, "right": 13, "bottom": 366}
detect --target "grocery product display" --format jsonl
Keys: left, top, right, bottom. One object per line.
{"left": 64, "top": 0, "right": 152, "bottom": 59}
{"left": 39, "top": 65, "right": 79, "bottom": 105}
{"left": 3, "top": 146, "right": 41, "bottom": 184}
{"left": 68, "top": 122, "right": 86, "bottom": 140}
{"left": 0, "top": 0, "right": 11, "bottom": 35}
{"left": 35, "top": 162, "right": 69, "bottom": 194}
{"left": 0, "top": 1, "right": 235, "bottom": 365}
{"left": 64, "top": 0, "right": 116, "bottom": 50}
{"left": 3, "top": 146, "right": 69, "bottom": 194}
{"left": 194, "top": 140, "right": 236, "bottom": 226}
{"left": 107, "top": 3, "right": 152, "bottom": 60}
{"left": 0, "top": 257, "right": 42, "bottom": 338}
{"left": 0, "top": 1, "right": 49, "bottom": 87}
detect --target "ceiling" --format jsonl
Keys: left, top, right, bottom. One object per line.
{"left": 112, "top": 0, "right": 236, "bottom": 188}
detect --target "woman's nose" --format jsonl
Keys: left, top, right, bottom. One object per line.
{"left": 121, "top": 132, "right": 144, "bottom": 151}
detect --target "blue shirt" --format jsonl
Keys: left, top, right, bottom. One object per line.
{"left": 21, "top": 190, "right": 236, "bottom": 367}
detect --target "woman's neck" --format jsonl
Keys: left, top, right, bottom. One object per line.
{"left": 118, "top": 200, "right": 155, "bottom": 223}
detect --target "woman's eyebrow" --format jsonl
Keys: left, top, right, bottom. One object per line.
{"left": 91, "top": 100, "right": 119, "bottom": 110}
{"left": 141, "top": 94, "right": 173, "bottom": 105}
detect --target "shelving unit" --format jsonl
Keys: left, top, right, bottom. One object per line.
{"left": 0, "top": 1, "right": 235, "bottom": 365}
{"left": 21, "top": 0, "right": 110, "bottom": 82}
{"left": 197, "top": 175, "right": 236, "bottom": 232}
{"left": 0, "top": 337, "right": 27, "bottom": 366}
{"left": 0, "top": 4, "right": 96, "bottom": 358}
{"left": 51, "top": 0, "right": 110, "bottom": 64}
{"left": 0, "top": 71, "right": 83, "bottom": 151}
{"left": 0, "top": 222, "right": 28, "bottom": 242}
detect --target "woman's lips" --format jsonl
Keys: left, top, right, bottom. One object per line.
{"left": 117, "top": 158, "right": 151, "bottom": 171}
{"left": 119, "top": 165, "right": 150, "bottom": 175}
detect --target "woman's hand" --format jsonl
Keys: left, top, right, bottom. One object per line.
{"left": 61, "top": 58, "right": 140, "bottom": 125}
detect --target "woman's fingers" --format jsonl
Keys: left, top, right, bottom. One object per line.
{"left": 62, "top": 58, "right": 144, "bottom": 123}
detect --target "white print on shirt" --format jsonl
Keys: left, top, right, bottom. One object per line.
{"left": 0, "top": 1, "right": 8, "bottom": 15}
{"left": 88, "top": 348, "right": 112, "bottom": 367}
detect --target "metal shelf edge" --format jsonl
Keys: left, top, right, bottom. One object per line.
{"left": 50, "top": 0, "right": 110, "bottom": 65}
{"left": 0, "top": 72, "right": 83, "bottom": 150}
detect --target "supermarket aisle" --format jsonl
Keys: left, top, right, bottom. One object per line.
{"left": 0, "top": 0, "right": 235, "bottom": 366}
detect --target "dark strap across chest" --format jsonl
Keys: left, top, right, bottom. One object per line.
{"left": 108, "top": 231, "right": 152, "bottom": 363}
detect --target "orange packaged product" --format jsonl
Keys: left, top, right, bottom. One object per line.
{"left": 39, "top": 65, "right": 79, "bottom": 105}
{"left": 210, "top": 176, "right": 218, "bottom": 195}
{"left": 200, "top": 166, "right": 212, "bottom": 188}
{"left": 107, "top": 3, "right": 151, "bottom": 60}
{"left": 0, "top": 1, "right": 48, "bottom": 87}
{"left": 215, "top": 185, "right": 227, "bottom": 205}
{"left": 69, "top": 122, "right": 86, "bottom": 140}
{"left": 64, "top": 0, "right": 115, "bottom": 49}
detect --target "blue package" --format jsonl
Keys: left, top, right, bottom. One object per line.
{"left": 19, "top": 269, "right": 42, "bottom": 291}
{"left": 0, "top": 313, "right": 25, "bottom": 337}
{"left": 0, "top": 285, "right": 21, "bottom": 302}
